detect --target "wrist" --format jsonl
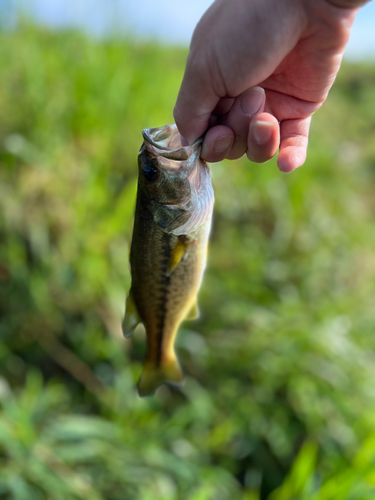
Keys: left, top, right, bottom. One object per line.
{"left": 327, "top": 0, "right": 370, "bottom": 7}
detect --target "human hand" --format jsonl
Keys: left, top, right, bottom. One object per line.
{"left": 173, "top": 0, "right": 366, "bottom": 172}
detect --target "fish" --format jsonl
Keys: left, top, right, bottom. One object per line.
{"left": 122, "top": 124, "right": 214, "bottom": 397}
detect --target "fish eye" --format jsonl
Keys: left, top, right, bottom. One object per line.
{"left": 142, "top": 163, "right": 159, "bottom": 182}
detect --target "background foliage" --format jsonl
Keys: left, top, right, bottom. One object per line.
{"left": 1, "top": 22, "right": 375, "bottom": 500}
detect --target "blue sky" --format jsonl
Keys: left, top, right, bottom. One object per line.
{"left": 345, "top": 1, "right": 375, "bottom": 59}
{"left": 5, "top": 0, "right": 375, "bottom": 60}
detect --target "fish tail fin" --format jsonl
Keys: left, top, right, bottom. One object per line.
{"left": 137, "top": 356, "right": 184, "bottom": 397}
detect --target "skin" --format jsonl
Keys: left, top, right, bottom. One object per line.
{"left": 173, "top": 0, "right": 369, "bottom": 173}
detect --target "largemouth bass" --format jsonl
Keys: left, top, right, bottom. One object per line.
{"left": 123, "top": 124, "right": 214, "bottom": 397}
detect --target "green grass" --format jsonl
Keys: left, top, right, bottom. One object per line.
{"left": 1, "top": 22, "right": 375, "bottom": 499}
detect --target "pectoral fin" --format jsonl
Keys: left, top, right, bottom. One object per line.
{"left": 122, "top": 289, "right": 141, "bottom": 338}
{"left": 167, "top": 236, "right": 194, "bottom": 276}
{"left": 186, "top": 300, "right": 199, "bottom": 320}
{"left": 168, "top": 238, "right": 187, "bottom": 275}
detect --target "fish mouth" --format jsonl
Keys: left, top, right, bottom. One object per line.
{"left": 142, "top": 124, "right": 202, "bottom": 161}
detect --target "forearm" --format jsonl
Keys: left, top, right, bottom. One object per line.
{"left": 327, "top": 0, "right": 370, "bottom": 7}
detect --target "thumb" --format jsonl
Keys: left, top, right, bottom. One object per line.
{"left": 173, "top": 54, "right": 221, "bottom": 145}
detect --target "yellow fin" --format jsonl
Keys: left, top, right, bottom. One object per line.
{"left": 186, "top": 300, "right": 199, "bottom": 320}
{"left": 168, "top": 238, "right": 188, "bottom": 276}
{"left": 137, "top": 357, "right": 184, "bottom": 397}
{"left": 122, "top": 289, "right": 141, "bottom": 338}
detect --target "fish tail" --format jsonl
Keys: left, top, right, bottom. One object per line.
{"left": 137, "top": 355, "right": 183, "bottom": 397}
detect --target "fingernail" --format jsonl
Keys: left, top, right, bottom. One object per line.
{"left": 180, "top": 136, "right": 189, "bottom": 147}
{"left": 213, "top": 135, "right": 233, "bottom": 153}
{"left": 251, "top": 120, "right": 273, "bottom": 144}
{"left": 241, "top": 87, "right": 265, "bottom": 116}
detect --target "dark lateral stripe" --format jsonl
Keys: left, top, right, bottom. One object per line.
{"left": 155, "top": 232, "right": 171, "bottom": 367}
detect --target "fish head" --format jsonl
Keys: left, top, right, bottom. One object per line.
{"left": 138, "top": 124, "right": 214, "bottom": 235}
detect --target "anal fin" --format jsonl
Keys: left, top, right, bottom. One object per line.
{"left": 186, "top": 300, "right": 199, "bottom": 320}
{"left": 122, "top": 289, "right": 141, "bottom": 338}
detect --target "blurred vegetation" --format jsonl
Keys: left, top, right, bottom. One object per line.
{"left": 1, "top": 21, "right": 375, "bottom": 500}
